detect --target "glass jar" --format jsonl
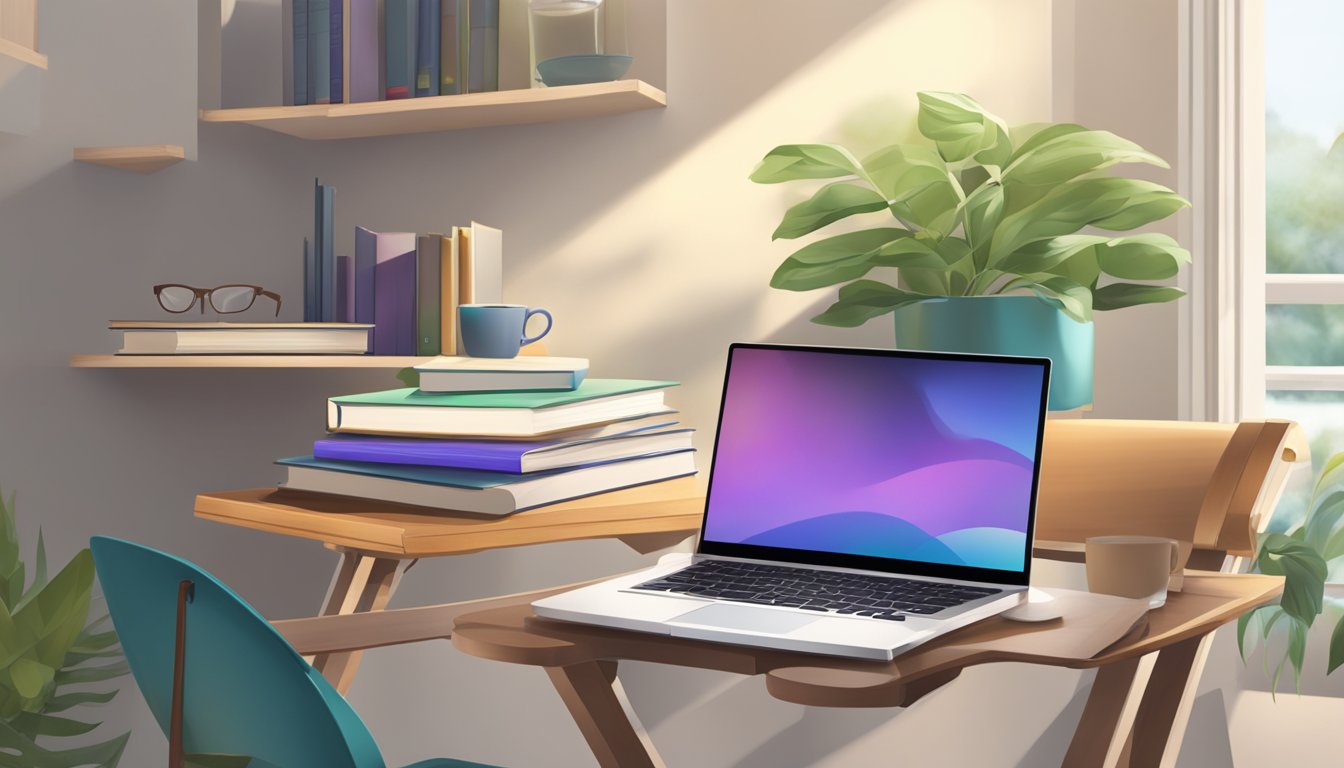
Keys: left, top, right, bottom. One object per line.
{"left": 528, "top": 0, "right": 630, "bottom": 88}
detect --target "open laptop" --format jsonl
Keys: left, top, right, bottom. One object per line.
{"left": 534, "top": 343, "right": 1051, "bottom": 661}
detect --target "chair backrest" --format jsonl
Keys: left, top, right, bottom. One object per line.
{"left": 1033, "top": 419, "right": 1307, "bottom": 562}
{"left": 90, "top": 537, "right": 385, "bottom": 768}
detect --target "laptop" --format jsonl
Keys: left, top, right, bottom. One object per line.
{"left": 533, "top": 343, "right": 1051, "bottom": 661}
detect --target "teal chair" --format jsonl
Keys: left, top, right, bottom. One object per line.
{"left": 90, "top": 536, "right": 500, "bottom": 768}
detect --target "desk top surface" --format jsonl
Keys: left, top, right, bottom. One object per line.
{"left": 449, "top": 571, "right": 1282, "bottom": 708}
{"left": 194, "top": 477, "right": 705, "bottom": 557}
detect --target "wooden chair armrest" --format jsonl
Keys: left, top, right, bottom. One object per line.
{"left": 1033, "top": 539, "right": 1087, "bottom": 563}
{"left": 272, "top": 577, "right": 604, "bottom": 656}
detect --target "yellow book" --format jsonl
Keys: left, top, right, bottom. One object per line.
{"left": 439, "top": 230, "right": 459, "bottom": 355}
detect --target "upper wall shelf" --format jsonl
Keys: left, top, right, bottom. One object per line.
{"left": 198, "top": 79, "right": 666, "bottom": 141}
{"left": 0, "top": 38, "right": 44, "bottom": 69}
{"left": 70, "top": 355, "right": 427, "bottom": 369}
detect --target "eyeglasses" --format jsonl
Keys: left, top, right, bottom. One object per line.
{"left": 154, "top": 284, "right": 283, "bottom": 317}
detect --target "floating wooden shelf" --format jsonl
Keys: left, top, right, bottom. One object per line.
{"left": 199, "top": 79, "right": 666, "bottom": 140}
{"left": 73, "top": 145, "right": 186, "bottom": 174}
{"left": 70, "top": 355, "right": 426, "bottom": 369}
{"left": 0, "top": 38, "right": 45, "bottom": 70}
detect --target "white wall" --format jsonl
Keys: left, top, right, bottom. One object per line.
{"left": 1, "top": 0, "right": 1226, "bottom": 766}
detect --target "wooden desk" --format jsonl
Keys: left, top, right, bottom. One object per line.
{"left": 194, "top": 477, "right": 704, "bottom": 692}
{"left": 450, "top": 572, "right": 1283, "bottom": 768}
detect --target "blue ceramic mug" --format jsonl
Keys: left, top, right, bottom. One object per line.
{"left": 459, "top": 304, "right": 552, "bottom": 358}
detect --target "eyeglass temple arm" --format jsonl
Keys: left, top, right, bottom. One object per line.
{"left": 260, "top": 289, "right": 282, "bottom": 317}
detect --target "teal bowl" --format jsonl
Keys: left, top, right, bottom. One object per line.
{"left": 537, "top": 54, "right": 633, "bottom": 87}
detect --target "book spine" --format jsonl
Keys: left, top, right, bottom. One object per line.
{"left": 293, "top": 0, "right": 309, "bottom": 105}
{"left": 329, "top": 0, "right": 344, "bottom": 103}
{"left": 416, "top": 235, "right": 442, "bottom": 355}
{"left": 312, "top": 180, "right": 324, "bottom": 321}
{"left": 467, "top": 0, "right": 498, "bottom": 93}
{"left": 320, "top": 185, "right": 335, "bottom": 322}
{"left": 439, "top": 0, "right": 461, "bottom": 95}
{"left": 415, "top": 0, "right": 440, "bottom": 97}
{"left": 354, "top": 227, "right": 377, "bottom": 326}
{"left": 308, "top": 0, "right": 331, "bottom": 104}
{"left": 348, "top": 0, "right": 379, "bottom": 102}
{"left": 335, "top": 255, "right": 353, "bottom": 324}
{"left": 374, "top": 234, "right": 417, "bottom": 355}
{"left": 313, "top": 439, "right": 522, "bottom": 472}
{"left": 303, "top": 237, "right": 316, "bottom": 322}
{"left": 283, "top": 0, "right": 295, "bottom": 105}
{"left": 384, "top": 0, "right": 413, "bottom": 99}
{"left": 438, "top": 232, "right": 458, "bottom": 355}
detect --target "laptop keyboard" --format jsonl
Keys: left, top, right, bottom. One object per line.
{"left": 631, "top": 560, "right": 1003, "bottom": 620}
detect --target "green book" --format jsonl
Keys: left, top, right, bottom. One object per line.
{"left": 327, "top": 379, "right": 678, "bottom": 438}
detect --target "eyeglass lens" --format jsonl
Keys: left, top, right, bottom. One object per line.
{"left": 158, "top": 286, "right": 198, "bottom": 313}
{"left": 209, "top": 285, "right": 258, "bottom": 314}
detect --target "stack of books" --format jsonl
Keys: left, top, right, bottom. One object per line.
{"left": 284, "top": 0, "right": 499, "bottom": 106}
{"left": 113, "top": 322, "right": 373, "bottom": 355}
{"left": 277, "top": 355, "right": 697, "bottom": 515}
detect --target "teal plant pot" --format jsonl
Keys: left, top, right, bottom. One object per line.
{"left": 892, "top": 296, "right": 1093, "bottom": 411}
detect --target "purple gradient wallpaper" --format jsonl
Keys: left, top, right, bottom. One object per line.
{"left": 702, "top": 347, "right": 1047, "bottom": 572}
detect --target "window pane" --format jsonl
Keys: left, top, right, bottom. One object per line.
{"left": 1265, "top": 392, "right": 1344, "bottom": 580}
{"left": 1266, "top": 0, "right": 1344, "bottom": 273}
{"left": 1267, "top": 305, "right": 1344, "bottom": 365}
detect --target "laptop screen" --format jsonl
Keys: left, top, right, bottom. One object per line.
{"left": 698, "top": 344, "right": 1050, "bottom": 586}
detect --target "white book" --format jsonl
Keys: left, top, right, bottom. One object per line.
{"left": 414, "top": 355, "right": 589, "bottom": 393}
{"left": 112, "top": 322, "right": 373, "bottom": 355}
{"left": 280, "top": 451, "right": 698, "bottom": 515}
{"left": 469, "top": 221, "right": 503, "bottom": 304}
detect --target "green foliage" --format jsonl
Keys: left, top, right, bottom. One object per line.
{"left": 1237, "top": 451, "right": 1344, "bottom": 693}
{"left": 0, "top": 489, "right": 128, "bottom": 767}
{"left": 751, "top": 91, "right": 1191, "bottom": 326}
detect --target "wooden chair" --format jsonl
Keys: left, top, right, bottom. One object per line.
{"left": 1030, "top": 418, "right": 1307, "bottom": 765}
{"left": 90, "top": 536, "right": 513, "bottom": 768}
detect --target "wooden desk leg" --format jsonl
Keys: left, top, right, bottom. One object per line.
{"left": 1125, "top": 634, "right": 1207, "bottom": 768}
{"left": 546, "top": 661, "right": 667, "bottom": 768}
{"left": 308, "top": 551, "right": 408, "bottom": 694}
{"left": 1063, "top": 656, "right": 1143, "bottom": 768}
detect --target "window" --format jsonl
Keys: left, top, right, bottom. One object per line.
{"left": 1261, "top": 0, "right": 1344, "bottom": 534}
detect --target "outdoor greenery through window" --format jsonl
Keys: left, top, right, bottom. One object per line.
{"left": 1263, "top": 0, "right": 1344, "bottom": 538}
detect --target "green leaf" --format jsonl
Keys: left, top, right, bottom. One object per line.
{"left": 861, "top": 144, "right": 951, "bottom": 202}
{"left": 41, "top": 689, "right": 118, "bottom": 713}
{"left": 1019, "top": 276, "right": 1094, "bottom": 323}
{"left": 0, "top": 718, "right": 129, "bottom": 768}
{"left": 8, "top": 550, "right": 94, "bottom": 672}
{"left": 750, "top": 144, "right": 862, "bottom": 183}
{"left": 916, "top": 91, "right": 1012, "bottom": 165}
{"left": 1304, "top": 491, "right": 1344, "bottom": 559}
{"left": 995, "top": 235, "right": 1108, "bottom": 274}
{"left": 811, "top": 280, "right": 930, "bottom": 327}
{"left": 1238, "top": 606, "right": 1270, "bottom": 661}
{"left": 0, "top": 489, "right": 18, "bottom": 582}
{"left": 771, "top": 182, "right": 887, "bottom": 240}
{"left": 6, "top": 659, "right": 53, "bottom": 701}
{"left": 52, "top": 661, "right": 129, "bottom": 686}
{"left": 394, "top": 367, "right": 418, "bottom": 388}
{"left": 784, "top": 229, "right": 915, "bottom": 265}
{"left": 1008, "top": 123, "right": 1090, "bottom": 161}
{"left": 1095, "top": 233, "right": 1192, "bottom": 281}
{"left": 1330, "top": 614, "right": 1344, "bottom": 674}
{"left": 1288, "top": 617, "right": 1308, "bottom": 691}
{"left": 8, "top": 712, "right": 100, "bottom": 738}
{"left": 1004, "top": 128, "right": 1168, "bottom": 187}
{"left": 962, "top": 182, "right": 1005, "bottom": 269}
{"left": 1092, "top": 283, "right": 1186, "bottom": 311}
{"left": 1311, "top": 452, "right": 1344, "bottom": 505}
{"left": 1257, "top": 532, "right": 1327, "bottom": 624}
{"left": 989, "top": 177, "right": 1187, "bottom": 260}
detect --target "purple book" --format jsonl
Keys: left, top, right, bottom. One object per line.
{"left": 373, "top": 231, "right": 417, "bottom": 355}
{"left": 335, "top": 255, "right": 354, "bottom": 323}
{"left": 348, "top": 0, "right": 380, "bottom": 102}
{"left": 354, "top": 227, "right": 376, "bottom": 326}
{"left": 313, "top": 423, "right": 691, "bottom": 473}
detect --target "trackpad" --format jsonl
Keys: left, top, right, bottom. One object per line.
{"left": 672, "top": 604, "right": 819, "bottom": 634}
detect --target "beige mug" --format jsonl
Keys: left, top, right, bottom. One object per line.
{"left": 1085, "top": 535, "right": 1183, "bottom": 609}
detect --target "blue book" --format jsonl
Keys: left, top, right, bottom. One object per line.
{"left": 329, "top": 0, "right": 343, "bottom": 103}
{"left": 319, "top": 183, "right": 335, "bottom": 322}
{"left": 416, "top": 0, "right": 441, "bottom": 97}
{"left": 313, "top": 420, "right": 691, "bottom": 473}
{"left": 384, "top": 0, "right": 416, "bottom": 99}
{"left": 308, "top": 0, "right": 331, "bottom": 103}
{"left": 302, "top": 237, "right": 316, "bottom": 321}
{"left": 293, "top": 0, "right": 309, "bottom": 105}
{"left": 466, "top": 0, "right": 498, "bottom": 93}
{"left": 277, "top": 450, "right": 698, "bottom": 514}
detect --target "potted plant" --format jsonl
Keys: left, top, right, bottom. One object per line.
{"left": 750, "top": 91, "right": 1191, "bottom": 410}
{"left": 0, "top": 488, "right": 129, "bottom": 767}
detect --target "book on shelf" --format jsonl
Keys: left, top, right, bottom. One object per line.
{"left": 313, "top": 179, "right": 336, "bottom": 321}
{"left": 313, "top": 425, "right": 694, "bottom": 473}
{"left": 308, "top": 0, "right": 331, "bottom": 103}
{"left": 355, "top": 226, "right": 417, "bottom": 355}
{"left": 415, "top": 0, "right": 441, "bottom": 96}
{"left": 414, "top": 355, "right": 589, "bottom": 393}
{"left": 458, "top": 221, "right": 502, "bottom": 305}
{"left": 440, "top": 0, "right": 464, "bottom": 94}
{"left": 345, "top": 0, "right": 380, "bottom": 103}
{"left": 466, "top": 0, "right": 499, "bottom": 93}
{"left": 283, "top": 0, "right": 307, "bottom": 106}
{"left": 277, "top": 450, "right": 697, "bottom": 515}
{"left": 384, "top": 0, "right": 416, "bottom": 99}
{"left": 111, "top": 322, "right": 373, "bottom": 355}
{"left": 329, "top": 0, "right": 343, "bottom": 103}
{"left": 416, "top": 233, "right": 443, "bottom": 356}
{"left": 327, "top": 379, "right": 678, "bottom": 437}
{"left": 439, "top": 230, "right": 460, "bottom": 355}
{"left": 336, "top": 254, "right": 354, "bottom": 323}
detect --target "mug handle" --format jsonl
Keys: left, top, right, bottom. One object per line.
{"left": 1168, "top": 540, "right": 1182, "bottom": 575}
{"left": 521, "top": 308, "right": 553, "bottom": 346}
